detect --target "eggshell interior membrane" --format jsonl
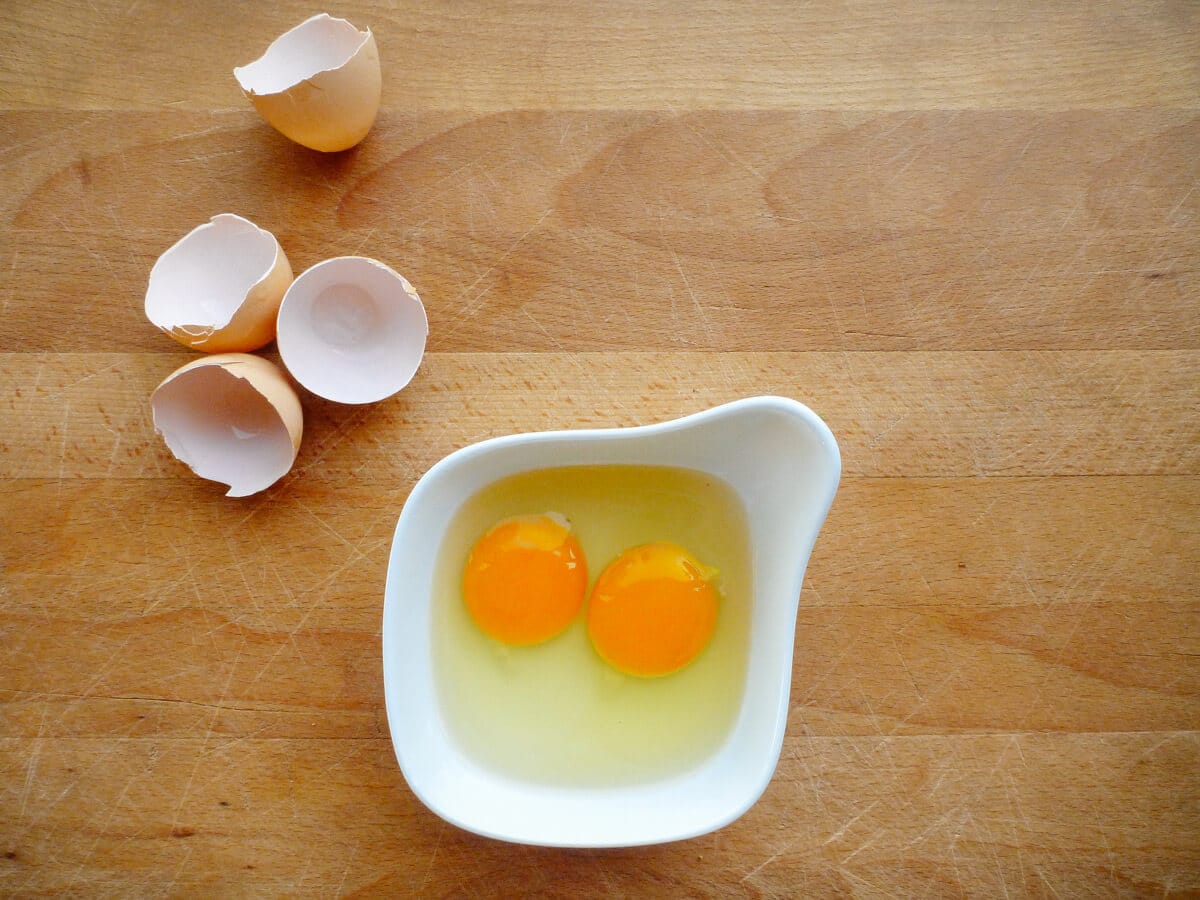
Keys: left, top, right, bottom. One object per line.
{"left": 234, "top": 14, "right": 381, "bottom": 152}
{"left": 277, "top": 257, "right": 428, "bottom": 404}
{"left": 151, "top": 354, "right": 304, "bottom": 498}
{"left": 145, "top": 214, "right": 292, "bottom": 353}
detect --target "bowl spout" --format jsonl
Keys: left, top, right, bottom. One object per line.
{"left": 654, "top": 396, "right": 842, "bottom": 562}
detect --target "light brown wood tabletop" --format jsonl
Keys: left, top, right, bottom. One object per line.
{"left": 2, "top": 1, "right": 1198, "bottom": 895}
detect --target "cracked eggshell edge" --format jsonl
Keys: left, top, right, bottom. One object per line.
{"left": 151, "top": 354, "right": 304, "bottom": 497}
{"left": 234, "top": 14, "right": 381, "bottom": 153}
{"left": 145, "top": 213, "right": 293, "bottom": 354}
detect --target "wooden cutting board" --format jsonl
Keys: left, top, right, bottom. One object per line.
{"left": 2, "top": 1, "right": 1197, "bottom": 895}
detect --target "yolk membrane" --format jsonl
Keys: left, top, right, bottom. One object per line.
{"left": 587, "top": 542, "right": 719, "bottom": 677}
{"left": 463, "top": 514, "right": 587, "bottom": 645}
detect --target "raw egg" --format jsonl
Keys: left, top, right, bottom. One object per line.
{"left": 151, "top": 354, "right": 303, "bottom": 497}
{"left": 234, "top": 13, "right": 381, "bottom": 152}
{"left": 462, "top": 514, "right": 588, "bottom": 646}
{"left": 587, "top": 542, "right": 720, "bottom": 677}
{"left": 433, "top": 465, "right": 751, "bottom": 787}
{"left": 144, "top": 214, "right": 292, "bottom": 353}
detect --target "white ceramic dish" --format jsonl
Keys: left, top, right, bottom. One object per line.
{"left": 382, "top": 396, "right": 840, "bottom": 847}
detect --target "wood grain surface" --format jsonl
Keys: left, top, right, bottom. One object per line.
{"left": 2, "top": 1, "right": 1198, "bottom": 896}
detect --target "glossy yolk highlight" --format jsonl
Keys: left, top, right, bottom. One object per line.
{"left": 463, "top": 514, "right": 588, "bottom": 646}
{"left": 587, "top": 542, "right": 719, "bottom": 677}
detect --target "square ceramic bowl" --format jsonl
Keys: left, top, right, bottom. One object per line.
{"left": 382, "top": 396, "right": 840, "bottom": 847}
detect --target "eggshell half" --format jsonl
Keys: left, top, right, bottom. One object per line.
{"left": 234, "top": 14, "right": 381, "bottom": 152}
{"left": 276, "top": 256, "right": 428, "bottom": 404}
{"left": 145, "top": 214, "right": 292, "bottom": 353}
{"left": 151, "top": 354, "right": 304, "bottom": 497}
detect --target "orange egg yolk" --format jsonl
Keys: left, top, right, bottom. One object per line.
{"left": 587, "top": 542, "right": 719, "bottom": 677}
{"left": 462, "top": 514, "right": 588, "bottom": 646}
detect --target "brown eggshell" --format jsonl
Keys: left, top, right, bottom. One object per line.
{"left": 234, "top": 14, "right": 381, "bottom": 153}
{"left": 276, "top": 256, "right": 428, "bottom": 404}
{"left": 151, "top": 354, "right": 303, "bottom": 497}
{"left": 145, "top": 214, "right": 292, "bottom": 353}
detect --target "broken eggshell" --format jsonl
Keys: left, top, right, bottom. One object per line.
{"left": 234, "top": 13, "right": 381, "bottom": 152}
{"left": 145, "top": 214, "right": 292, "bottom": 353}
{"left": 151, "top": 354, "right": 303, "bottom": 498}
{"left": 277, "top": 256, "right": 428, "bottom": 405}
